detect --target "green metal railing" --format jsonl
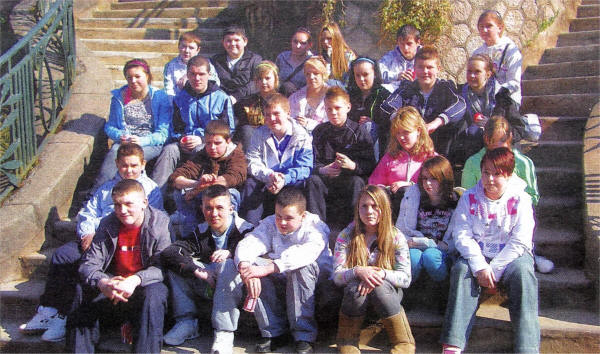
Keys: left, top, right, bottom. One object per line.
{"left": 0, "top": 0, "right": 75, "bottom": 202}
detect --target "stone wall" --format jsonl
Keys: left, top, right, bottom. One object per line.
{"left": 340, "top": 0, "right": 579, "bottom": 83}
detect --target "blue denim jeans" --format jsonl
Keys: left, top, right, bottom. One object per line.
{"left": 253, "top": 261, "right": 326, "bottom": 343}
{"left": 166, "top": 259, "right": 243, "bottom": 332}
{"left": 440, "top": 254, "right": 540, "bottom": 353}
{"left": 172, "top": 188, "right": 240, "bottom": 238}
{"left": 340, "top": 279, "right": 403, "bottom": 319}
{"left": 410, "top": 247, "right": 448, "bottom": 282}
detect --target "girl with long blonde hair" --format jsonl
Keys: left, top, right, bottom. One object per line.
{"left": 333, "top": 185, "right": 414, "bottom": 354}
{"left": 318, "top": 22, "right": 356, "bottom": 82}
{"left": 369, "top": 106, "right": 437, "bottom": 218}
{"left": 289, "top": 56, "right": 330, "bottom": 133}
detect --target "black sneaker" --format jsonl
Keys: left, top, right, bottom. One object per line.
{"left": 295, "top": 340, "right": 313, "bottom": 354}
{"left": 255, "top": 334, "right": 291, "bottom": 353}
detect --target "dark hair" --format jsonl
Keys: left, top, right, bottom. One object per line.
{"left": 202, "top": 184, "right": 231, "bottom": 203}
{"left": 264, "top": 92, "right": 290, "bottom": 113}
{"left": 418, "top": 156, "right": 454, "bottom": 207}
{"left": 116, "top": 143, "right": 144, "bottom": 162}
{"left": 483, "top": 115, "right": 513, "bottom": 147}
{"left": 111, "top": 179, "right": 145, "bottom": 199}
{"left": 275, "top": 186, "right": 306, "bottom": 212}
{"left": 468, "top": 54, "right": 495, "bottom": 76}
{"left": 478, "top": 10, "right": 505, "bottom": 35}
{"left": 294, "top": 26, "right": 312, "bottom": 43}
{"left": 187, "top": 55, "right": 211, "bottom": 73}
{"left": 223, "top": 25, "right": 246, "bottom": 39}
{"left": 205, "top": 120, "right": 231, "bottom": 140}
{"left": 481, "top": 147, "right": 515, "bottom": 176}
{"left": 396, "top": 24, "right": 421, "bottom": 41}
{"left": 123, "top": 58, "right": 152, "bottom": 83}
{"left": 324, "top": 86, "right": 350, "bottom": 103}
{"left": 347, "top": 57, "right": 383, "bottom": 96}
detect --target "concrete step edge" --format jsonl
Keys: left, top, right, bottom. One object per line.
{"left": 522, "top": 76, "right": 600, "bottom": 83}
{"left": 81, "top": 38, "right": 179, "bottom": 44}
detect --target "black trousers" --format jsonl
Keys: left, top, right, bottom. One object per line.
{"left": 39, "top": 241, "right": 83, "bottom": 316}
{"left": 305, "top": 174, "right": 365, "bottom": 224}
{"left": 66, "top": 282, "right": 168, "bottom": 353}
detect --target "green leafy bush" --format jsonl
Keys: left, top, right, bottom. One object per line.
{"left": 378, "top": 0, "right": 451, "bottom": 45}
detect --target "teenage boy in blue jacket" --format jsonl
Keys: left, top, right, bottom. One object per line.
{"left": 152, "top": 55, "right": 235, "bottom": 193}
{"left": 240, "top": 93, "right": 313, "bottom": 225}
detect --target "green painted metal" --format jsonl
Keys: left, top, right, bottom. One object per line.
{"left": 0, "top": 0, "right": 75, "bottom": 202}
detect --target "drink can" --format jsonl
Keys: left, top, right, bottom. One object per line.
{"left": 474, "top": 113, "right": 484, "bottom": 123}
{"left": 411, "top": 70, "right": 416, "bottom": 80}
{"left": 243, "top": 295, "right": 257, "bottom": 312}
{"left": 182, "top": 135, "right": 190, "bottom": 143}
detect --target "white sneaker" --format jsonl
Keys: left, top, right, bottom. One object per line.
{"left": 211, "top": 330, "right": 234, "bottom": 354}
{"left": 41, "top": 314, "right": 66, "bottom": 342}
{"left": 19, "top": 306, "right": 58, "bottom": 333}
{"left": 535, "top": 255, "right": 554, "bottom": 274}
{"left": 164, "top": 318, "right": 199, "bottom": 346}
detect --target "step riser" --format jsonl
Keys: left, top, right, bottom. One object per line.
{"left": 93, "top": 7, "right": 226, "bottom": 19}
{"left": 77, "top": 27, "right": 223, "bottom": 40}
{"left": 578, "top": 5, "right": 600, "bottom": 18}
{"left": 77, "top": 17, "right": 224, "bottom": 29}
{"left": 539, "top": 116, "right": 587, "bottom": 142}
{"left": 521, "top": 95, "right": 598, "bottom": 117}
{"left": 537, "top": 171, "right": 582, "bottom": 196}
{"left": 527, "top": 144, "right": 582, "bottom": 167}
{"left": 109, "top": 67, "right": 165, "bottom": 82}
{"left": 523, "top": 61, "right": 600, "bottom": 80}
{"left": 570, "top": 18, "right": 600, "bottom": 32}
{"left": 111, "top": 0, "right": 231, "bottom": 10}
{"left": 535, "top": 243, "right": 584, "bottom": 268}
{"left": 522, "top": 77, "right": 600, "bottom": 95}
{"left": 539, "top": 46, "right": 600, "bottom": 64}
{"left": 92, "top": 52, "right": 178, "bottom": 66}
{"left": 81, "top": 40, "right": 220, "bottom": 53}
{"left": 557, "top": 31, "right": 600, "bottom": 46}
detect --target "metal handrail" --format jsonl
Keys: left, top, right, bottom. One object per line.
{"left": 0, "top": 0, "right": 75, "bottom": 202}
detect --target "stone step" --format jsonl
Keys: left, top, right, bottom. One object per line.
{"left": 18, "top": 248, "right": 56, "bottom": 280}
{"left": 535, "top": 195, "right": 583, "bottom": 228}
{"left": 521, "top": 93, "right": 598, "bottom": 117}
{"left": 110, "top": 0, "right": 231, "bottom": 10}
{"left": 522, "top": 60, "right": 600, "bottom": 80}
{"left": 522, "top": 76, "right": 600, "bottom": 95}
{"left": 527, "top": 140, "right": 583, "bottom": 168}
{"left": 539, "top": 116, "right": 587, "bottom": 142}
{"left": 539, "top": 45, "right": 600, "bottom": 64}
{"left": 77, "top": 27, "right": 223, "bottom": 40}
{"left": 80, "top": 38, "right": 221, "bottom": 54}
{"left": 534, "top": 226, "right": 584, "bottom": 268}
{"left": 570, "top": 17, "right": 600, "bottom": 32}
{"left": 536, "top": 166, "right": 582, "bottom": 196}
{"left": 578, "top": 4, "right": 600, "bottom": 18}
{"left": 92, "top": 7, "right": 226, "bottom": 19}
{"left": 90, "top": 50, "right": 178, "bottom": 66}
{"left": 556, "top": 30, "right": 600, "bottom": 46}
{"left": 107, "top": 64, "right": 165, "bottom": 83}
{"left": 77, "top": 17, "right": 225, "bottom": 29}
{"left": 581, "top": 0, "right": 600, "bottom": 5}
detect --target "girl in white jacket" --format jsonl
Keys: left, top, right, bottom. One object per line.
{"left": 441, "top": 147, "right": 539, "bottom": 354}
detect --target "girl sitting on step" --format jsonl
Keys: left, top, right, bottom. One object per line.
{"left": 333, "top": 185, "right": 415, "bottom": 354}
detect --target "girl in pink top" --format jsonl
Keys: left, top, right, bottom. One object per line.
{"left": 369, "top": 106, "right": 436, "bottom": 217}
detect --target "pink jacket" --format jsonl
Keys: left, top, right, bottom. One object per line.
{"left": 368, "top": 150, "right": 435, "bottom": 186}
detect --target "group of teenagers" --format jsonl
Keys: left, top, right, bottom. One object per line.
{"left": 19, "top": 9, "right": 549, "bottom": 354}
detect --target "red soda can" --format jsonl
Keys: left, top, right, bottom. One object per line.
{"left": 411, "top": 69, "right": 416, "bottom": 80}
{"left": 474, "top": 113, "right": 484, "bottom": 124}
{"left": 121, "top": 321, "right": 133, "bottom": 345}
{"left": 182, "top": 135, "right": 190, "bottom": 143}
{"left": 243, "top": 295, "right": 257, "bottom": 312}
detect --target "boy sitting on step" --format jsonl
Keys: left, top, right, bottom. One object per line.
{"left": 19, "top": 143, "right": 163, "bottom": 342}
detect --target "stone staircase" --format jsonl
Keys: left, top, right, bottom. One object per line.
{"left": 1, "top": 0, "right": 600, "bottom": 353}
{"left": 76, "top": 0, "right": 237, "bottom": 89}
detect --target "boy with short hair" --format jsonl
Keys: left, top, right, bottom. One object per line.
{"left": 152, "top": 55, "right": 235, "bottom": 191}
{"left": 235, "top": 187, "right": 332, "bottom": 354}
{"left": 168, "top": 120, "right": 247, "bottom": 237}
{"left": 211, "top": 25, "right": 262, "bottom": 104}
{"left": 240, "top": 93, "right": 313, "bottom": 225}
{"left": 305, "top": 87, "right": 375, "bottom": 224}
{"left": 20, "top": 144, "right": 162, "bottom": 342}
{"left": 160, "top": 185, "right": 254, "bottom": 352}
{"left": 379, "top": 24, "right": 422, "bottom": 90}
{"left": 164, "top": 31, "right": 220, "bottom": 98}
{"left": 381, "top": 46, "right": 466, "bottom": 158}
{"left": 67, "top": 179, "right": 172, "bottom": 353}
